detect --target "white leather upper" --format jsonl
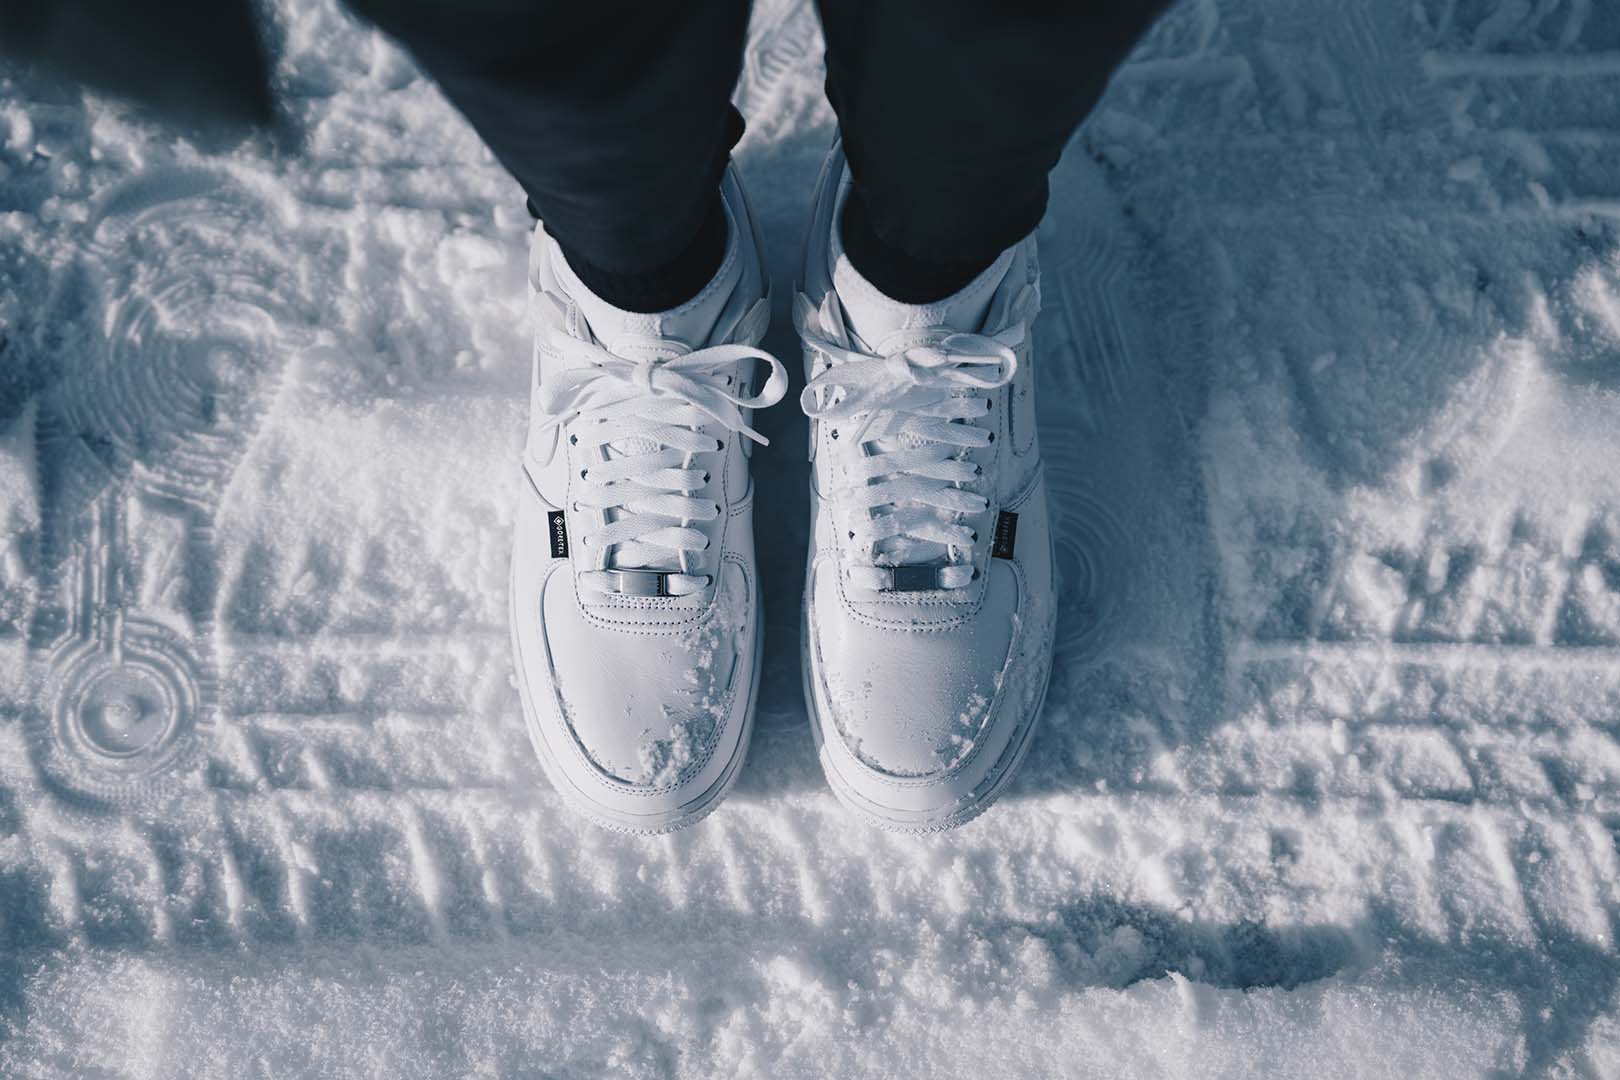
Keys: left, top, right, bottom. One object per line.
{"left": 798, "top": 140, "right": 1057, "bottom": 827}
{"left": 510, "top": 165, "right": 773, "bottom": 829}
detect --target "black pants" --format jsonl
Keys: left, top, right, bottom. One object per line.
{"left": 351, "top": 1, "right": 1171, "bottom": 302}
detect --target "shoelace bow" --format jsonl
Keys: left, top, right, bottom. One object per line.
{"left": 794, "top": 283, "right": 1037, "bottom": 591}
{"left": 533, "top": 292, "right": 788, "bottom": 596}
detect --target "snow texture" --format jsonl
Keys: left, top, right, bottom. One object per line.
{"left": 2, "top": 0, "right": 1620, "bottom": 1076}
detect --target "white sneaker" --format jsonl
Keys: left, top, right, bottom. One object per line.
{"left": 794, "top": 140, "right": 1057, "bottom": 831}
{"left": 510, "top": 164, "right": 787, "bottom": 833}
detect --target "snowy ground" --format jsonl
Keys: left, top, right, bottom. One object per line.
{"left": 2, "top": 0, "right": 1620, "bottom": 1075}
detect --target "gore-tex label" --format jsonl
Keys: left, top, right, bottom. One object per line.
{"left": 991, "top": 511, "right": 1018, "bottom": 559}
{"left": 547, "top": 510, "right": 569, "bottom": 559}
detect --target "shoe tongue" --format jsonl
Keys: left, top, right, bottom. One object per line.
{"left": 551, "top": 212, "right": 742, "bottom": 360}
{"left": 829, "top": 230, "right": 1012, "bottom": 355}
{"left": 550, "top": 214, "right": 743, "bottom": 577}
{"left": 826, "top": 226, "right": 1014, "bottom": 584}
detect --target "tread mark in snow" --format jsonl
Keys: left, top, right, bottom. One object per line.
{"left": 23, "top": 168, "right": 305, "bottom": 808}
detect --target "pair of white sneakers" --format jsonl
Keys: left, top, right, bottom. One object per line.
{"left": 510, "top": 140, "right": 1057, "bottom": 834}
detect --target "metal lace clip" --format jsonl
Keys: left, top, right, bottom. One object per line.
{"left": 604, "top": 569, "right": 673, "bottom": 597}
{"left": 883, "top": 565, "right": 942, "bottom": 592}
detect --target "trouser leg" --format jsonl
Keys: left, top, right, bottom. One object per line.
{"left": 348, "top": 0, "right": 753, "bottom": 310}
{"left": 814, "top": 0, "right": 1173, "bottom": 301}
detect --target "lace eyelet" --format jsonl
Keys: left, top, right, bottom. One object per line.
{"left": 568, "top": 434, "right": 578, "bottom": 445}
{"left": 579, "top": 468, "right": 589, "bottom": 479}
{"left": 987, "top": 433, "right": 995, "bottom": 443}
{"left": 830, "top": 429, "right": 839, "bottom": 440}
{"left": 702, "top": 472, "right": 711, "bottom": 484}
{"left": 970, "top": 531, "right": 979, "bottom": 542}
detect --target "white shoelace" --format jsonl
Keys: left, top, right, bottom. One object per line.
{"left": 533, "top": 292, "right": 788, "bottom": 596}
{"left": 795, "top": 284, "right": 1036, "bottom": 591}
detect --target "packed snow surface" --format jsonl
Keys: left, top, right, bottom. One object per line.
{"left": 3, "top": 0, "right": 1620, "bottom": 1076}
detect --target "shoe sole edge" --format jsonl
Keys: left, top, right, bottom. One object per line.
{"left": 799, "top": 599, "right": 1054, "bottom": 835}
{"left": 509, "top": 577, "right": 764, "bottom": 837}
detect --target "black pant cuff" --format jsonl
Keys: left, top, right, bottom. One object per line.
{"left": 551, "top": 188, "right": 728, "bottom": 314}
{"left": 838, "top": 183, "right": 1000, "bottom": 305}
